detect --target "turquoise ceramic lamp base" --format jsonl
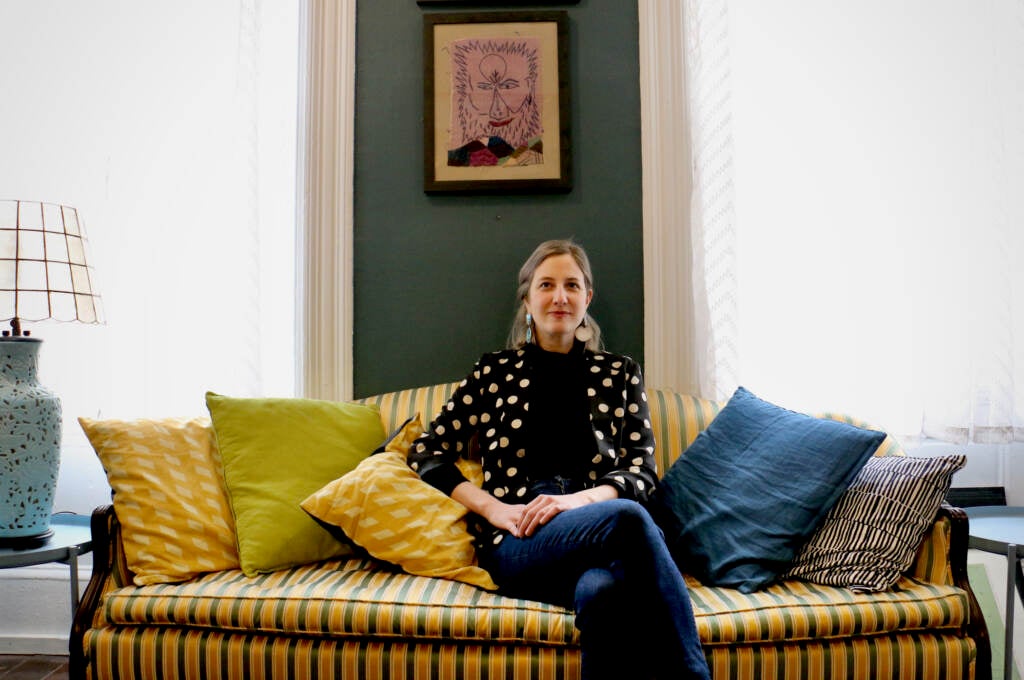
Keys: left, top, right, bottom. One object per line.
{"left": 0, "top": 335, "right": 62, "bottom": 549}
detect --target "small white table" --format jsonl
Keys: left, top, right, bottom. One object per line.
{"left": 966, "top": 506, "right": 1024, "bottom": 680}
{"left": 0, "top": 513, "right": 93, "bottom": 616}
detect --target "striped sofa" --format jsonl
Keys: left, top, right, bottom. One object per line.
{"left": 70, "top": 384, "right": 991, "bottom": 680}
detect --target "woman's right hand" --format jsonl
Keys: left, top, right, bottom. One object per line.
{"left": 484, "top": 501, "right": 528, "bottom": 537}
{"left": 450, "top": 481, "right": 527, "bottom": 536}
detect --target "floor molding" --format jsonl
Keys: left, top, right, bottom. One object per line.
{"left": 0, "top": 636, "right": 68, "bottom": 656}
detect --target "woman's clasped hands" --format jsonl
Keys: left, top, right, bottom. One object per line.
{"left": 489, "top": 487, "right": 619, "bottom": 538}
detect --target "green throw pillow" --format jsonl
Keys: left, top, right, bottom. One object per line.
{"left": 206, "top": 392, "right": 385, "bottom": 575}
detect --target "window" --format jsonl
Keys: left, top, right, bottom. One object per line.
{"left": 0, "top": 4, "right": 299, "bottom": 513}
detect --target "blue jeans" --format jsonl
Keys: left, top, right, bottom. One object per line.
{"left": 477, "top": 495, "right": 710, "bottom": 680}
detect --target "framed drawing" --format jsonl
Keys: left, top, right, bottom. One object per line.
{"left": 424, "top": 11, "right": 571, "bottom": 193}
{"left": 418, "top": 1, "right": 578, "bottom": 5}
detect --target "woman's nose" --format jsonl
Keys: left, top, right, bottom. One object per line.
{"left": 553, "top": 286, "right": 568, "bottom": 303}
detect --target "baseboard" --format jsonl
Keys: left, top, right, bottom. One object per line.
{"left": 0, "top": 634, "right": 69, "bottom": 655}
{"left": 0, "top": 566, "right": 78, "bottom": 655}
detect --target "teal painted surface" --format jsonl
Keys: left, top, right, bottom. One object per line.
{"left": 354, "top": 0, "right": 643, "bottom": 398}
{"left": 0, "top": 338, "right": 61, "bottom": 540}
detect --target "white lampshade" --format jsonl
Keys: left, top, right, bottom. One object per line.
{"left": 0, "top": 199, "right": 104, "bottom": 331}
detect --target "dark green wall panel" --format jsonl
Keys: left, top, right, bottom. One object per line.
{"left": 354, "top": 0, "right": 642, "bottom": 397}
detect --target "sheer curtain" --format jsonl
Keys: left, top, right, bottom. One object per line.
{"left": 0, "top": 3, "right": 298, "bottom": 513}
{"left": 643, "top": 1, "right": 1024, "bottom": 445}
{"left": 641, "top": 0, "right": 738, "bottom": 402}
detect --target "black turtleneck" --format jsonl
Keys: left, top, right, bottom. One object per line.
{"left": 523, "top": 342, "right": 596, "bottom": 483}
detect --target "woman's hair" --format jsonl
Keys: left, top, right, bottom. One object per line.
{"left": 506, "top": 239, "right": 603, "bottom": 351}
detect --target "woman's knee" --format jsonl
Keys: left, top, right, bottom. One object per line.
{"left": 601, "top": 499, "right": 661, "bottom": 543}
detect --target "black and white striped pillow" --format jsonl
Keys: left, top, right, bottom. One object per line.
{"left": 784, "top": 454, "right": 966, "bottom": 592}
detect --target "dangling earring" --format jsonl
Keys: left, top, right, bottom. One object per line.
{"left": 575, "top": 316, "right": 593, "bottom": 343}
{"left": 525, "top": 313, "right": 533, "bottom": 344}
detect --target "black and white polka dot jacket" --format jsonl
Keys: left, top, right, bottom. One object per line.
{"left": 408, "top": 346, "right": 659, "bottom": 542}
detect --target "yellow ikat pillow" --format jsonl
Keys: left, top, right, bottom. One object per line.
{"left": 301, "top": 416, "right": 496, "bottom": 590}
{"left": 79, "top": 416, "right": 239, "bottom": 585}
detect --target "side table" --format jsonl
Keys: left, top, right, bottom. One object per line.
{"left": 966, "top": 506, "right": 1024, "bottom": 680}
{"left": 0, "top": 513, "right": 93, "bottom": 616}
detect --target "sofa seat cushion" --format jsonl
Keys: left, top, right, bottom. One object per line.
{"left": 100, "top": 557, "right": 578, "bottom": 647}
{"left": 99, "top": 557, "right": 967, "bottom": 650}
{"left": 687, "top": 575, "right": 969, "bottom": 645}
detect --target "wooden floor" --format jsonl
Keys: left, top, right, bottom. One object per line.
{"left": 0, "top": 656, "right": 68, "bottom": 680}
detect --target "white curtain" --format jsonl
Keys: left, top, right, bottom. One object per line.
{"left": 0, "top": 2, "right": 298, "bottom": 513}
{"left": 645, "top": 1, "right": 1024, "bottom": 444}
{"left": 640, "top": 0, "right": 738, "bottom": 402}
{"left": 681, "top": 0, "right": 739, "bottom": 403}
{"left": 297, "top": 0, "right": 357, "bottom": 402}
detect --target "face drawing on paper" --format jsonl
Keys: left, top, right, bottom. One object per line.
{"left": 448, "top": 37, "right": 543, "bottom": 167}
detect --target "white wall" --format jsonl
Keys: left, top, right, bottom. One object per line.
{"left": 0, "top": 1, "right": 298, "bottom": 652}
{"left": 0, "top": 563, "right": 88, "bottom": 655}
{"left": 729, "top": 1, "right": 1024, "bottom": 504}
{"left": 0, "top": 1, "right": 299, "bottom": 516}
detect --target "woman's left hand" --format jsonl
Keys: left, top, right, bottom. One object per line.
{"left": 515, "top": 486, "right": 618, "bottom": 538}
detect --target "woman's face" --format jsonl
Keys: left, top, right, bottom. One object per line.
{"left": 524, "top": 253, "right": 593, "bottom": 353}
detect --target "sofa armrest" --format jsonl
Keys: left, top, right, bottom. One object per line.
{"left": 909, "top": 506, "right": 957, "bottom": 585}
{"left": 922, "top": 503, "right": 992, "bottom": 680}
{"left": 69, "top": 505, "right": 133, "bottom": 680}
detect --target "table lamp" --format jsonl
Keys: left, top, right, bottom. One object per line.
{"left": 0, "top": 199, "right": 103, "bottom": 548}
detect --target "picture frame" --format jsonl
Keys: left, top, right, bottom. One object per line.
{"left": 418, "top": 1, "right": 578, "bottom": 5}
{"left": 423, "top": 11, "right": 571, "bottom": 193}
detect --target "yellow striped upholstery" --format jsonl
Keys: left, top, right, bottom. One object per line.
{"left": 910, "top": 514, "right": 955, "bottom": 586}
{"left": 82, "top": 627, "right": 583, "bottom": 680}
{"left": 357, "top": 383, "right": 460, "bottom": 438}
{"left": 99, "top": 560, "right": 965, "bottom": 647}
{"left": 75, "top": 384, "right": 979, "bottom": 680}
{"left": 704, "top": 634, "right": 975, "bottom": 680}
{"left": 646, "top": 388, "right": 723, "bottom": 475}
{"left": 814, "top": 411, "right": 906, "bottom": 457}
{"left": 689, "top": 576, "right": 966, "bottom": 644}
{"left": 101, "top": 558, "right": 577, "bottom": 645}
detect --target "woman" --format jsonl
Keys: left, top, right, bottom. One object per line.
{"left": 408, "top": 239, "right": 710, "bottom": 680}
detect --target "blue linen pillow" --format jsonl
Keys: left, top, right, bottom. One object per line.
{"left": 650, "top": 386, "right": 886, "bottom": 593}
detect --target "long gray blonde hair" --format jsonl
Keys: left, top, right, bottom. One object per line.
{"left": 506, "top": 239, "right": 603, "bottom": 351}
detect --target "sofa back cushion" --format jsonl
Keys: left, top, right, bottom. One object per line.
{"left": 646, "top": 388, "right": 723, "bottom": 476}
{"left": 364, "top": 383, "right": 724, "bottom": 480}
{"left": 361, "top": 384, "right": 905, "bottom": 477}
{"left": 358, "top": 382, "right": 460, "bottom": 435}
